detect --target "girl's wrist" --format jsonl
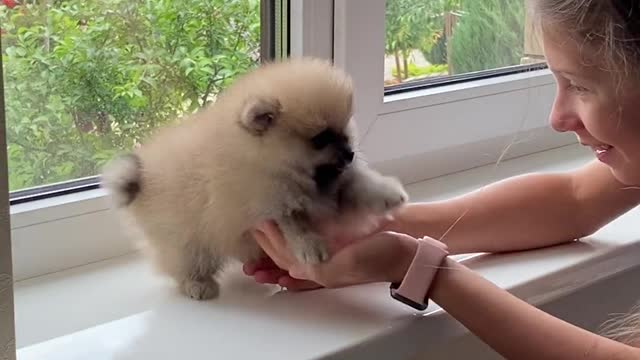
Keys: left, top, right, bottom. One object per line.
{"left": 388, "top": 235, "right": 450, "bottom": 310}
{"left": 388, "top": 233, "right": 419, "bottom": 283}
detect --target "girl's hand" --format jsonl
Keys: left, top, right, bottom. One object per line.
{"left": 243, "top": 211, "right": 399, "bottom": 290}
{"left": 243, "top": 220, "right": 418, "bottom": 290}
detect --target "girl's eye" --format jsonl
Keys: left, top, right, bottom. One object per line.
{"left": 567, "top": 82, "right": 589, "bottom": 93}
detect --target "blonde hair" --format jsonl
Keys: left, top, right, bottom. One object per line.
{"left": 531, "top": 0, "right": 640, "bottom": 79}
{"left": 599, "top": 302, "right": 640, "bottom": 346}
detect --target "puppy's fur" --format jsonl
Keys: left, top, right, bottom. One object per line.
{"left": 102, "top": 58, "right": 408, "bottom": 300}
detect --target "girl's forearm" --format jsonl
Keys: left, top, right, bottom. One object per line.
{"left": 429, "top": 258, "right": 640, "bottom": 360}
{"left": 387, "top": 172, "right": 583, "bottom": 254}
{"left": 387, "top": 162, "right": 640, "bottom": 254}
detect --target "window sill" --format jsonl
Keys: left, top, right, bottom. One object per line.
{"left": 14, "top": 144, "right": 640, "bottom": 359}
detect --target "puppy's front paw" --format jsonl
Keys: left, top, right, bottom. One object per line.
{"left": 362, "top": 176, "right": 408, "bottom": 214}
{"left": 291, "top": 233, "right": 329, "bottom": 264}
{"left": 183, "top": 279, "right": 219, "bottom": 300}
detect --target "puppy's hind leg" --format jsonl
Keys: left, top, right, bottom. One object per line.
{"left": 152, "top": 242, "right": 224, "bottom": 300}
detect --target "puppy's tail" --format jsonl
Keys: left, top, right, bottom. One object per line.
{"left": 101, "top": 153, "right": 143, "bottom": 207}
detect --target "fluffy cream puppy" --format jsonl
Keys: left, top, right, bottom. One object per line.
{"left": 102, "top": 57, "right": 408, "bottom": 300}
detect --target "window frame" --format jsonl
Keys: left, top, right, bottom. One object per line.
{"left": 8, "top": 0, "right": 578, "bottom": 281}
{"left": 0, "top": 32, "right": 16, "bottom": 355}
{"left": 333, "top": 0, "right": 577, "bottom": 183}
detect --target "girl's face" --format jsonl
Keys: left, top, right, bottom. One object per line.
{"left": 544, "top": 29, "right": 640, "bottom": 185}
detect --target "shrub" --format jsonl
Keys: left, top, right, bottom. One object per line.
{"left": 392, "top": 63, "right": 448, "bottom": 79}
{"left": 448, "top": 0, "right": 525, "bottom": 74}
{"left": 385, "top": 0, "right": 459, "bottom": 81}
{"left": 422, "top": 30, "right": 448, "bottom": 65}
{"left": 1, "top": 0, "right": 260, "bottom": 191}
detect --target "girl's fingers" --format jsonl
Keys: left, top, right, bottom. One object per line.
{"left": 253, "top": 230, "right": 291, "bottom": 270}
{"left": 289, "top": 265, "right": 311, "bottom": 280}
{"left": 243, "top": 257, "right": 280, "bottom": 275}
{"left": 254, "top": 221, "right": 300, "bottom": 267}
{"left": 259, "top": 221, "right": 290, "bottom": 252}
{"left": 254, "top": 269, "right": 290, "bottom": 284}
{"left": 251, "top": 221, "right": 329, "bottom": 290}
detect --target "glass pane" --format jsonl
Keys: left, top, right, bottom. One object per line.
{"left": 2, "top": 0, "right": 262, "bottom": 192}
{"left": 384, "top": 0, "right": 546, "bottom": 87}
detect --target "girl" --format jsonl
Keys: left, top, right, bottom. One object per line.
{"left": 245, "top": 0, "right": 640, "bottom": 358}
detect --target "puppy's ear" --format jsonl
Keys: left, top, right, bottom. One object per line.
{"left": 239, "top": 97, "right": 281, "bottom": 136}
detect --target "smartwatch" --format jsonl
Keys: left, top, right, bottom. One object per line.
{"left": 390, "top": 237, "right": 449, "bottom": 310}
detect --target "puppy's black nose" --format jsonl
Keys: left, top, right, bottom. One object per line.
{"left": 344, "top": 150, "right": 354, "bottom": 164}
{"left": 337, "top": 144, "right": 354, "bottom": 166}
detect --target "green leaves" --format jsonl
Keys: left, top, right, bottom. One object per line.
{"left": 386, "top": 0, "right": 460, "bottom": 81}
{"left": 449, "top": 0, "right": 525, "bottom": 74}
{"left": 3, "top": 0, "right": 261, "bottom": 191}
{"left": 385, "top": 0, "right": 525, "bottom": 81}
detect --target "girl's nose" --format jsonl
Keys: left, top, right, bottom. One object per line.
{"left": 549, "top": 95, "right": 584, "bottom": 132}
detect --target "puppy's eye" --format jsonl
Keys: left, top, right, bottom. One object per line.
{"left": 310, "top": 129, "right": 337, "bottom": 149}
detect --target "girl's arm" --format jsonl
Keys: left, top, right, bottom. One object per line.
{"left": 386, "top": 161, "right": 640, "bottom": 254}
{"left": 249, "top": 224, "right": 640, "bottom": 359}
{"left": 429, "top": 257, "right": 640, "bottom": 360}
{"left": 249, "top": 220, "right": 640, "bottom": 358}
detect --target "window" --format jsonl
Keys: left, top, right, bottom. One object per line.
{"left": 3, "top": 0, "right": 285, "bottom": 202}
{"left": 332, "top": 0, "right": 571, "bottom": 185}
{"left": 8, "top": 0, "right": 577, "bottom": 282}
{"left": 383, "top": 0, "right": 547, "bottom": 91}
{"left": 7, "top": 0, "right": 295, "bottom": 282}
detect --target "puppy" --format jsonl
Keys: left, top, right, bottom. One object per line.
{"left": 101, "top": 57, "right": 408, "bottom": 300}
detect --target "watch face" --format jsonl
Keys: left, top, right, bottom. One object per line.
{"left": 390, "top": 284, "right": 428, "bottom": 311}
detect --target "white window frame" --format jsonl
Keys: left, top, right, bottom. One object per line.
{"left": 1, "top": 78, "right": 16, "bottom": 359}
{"left": 9, "top": 0, "right": 576, "bottom": 282}
{"left": 333, "top": 0, "right": 577, "bottom": 184}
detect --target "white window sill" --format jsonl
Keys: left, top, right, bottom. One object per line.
{"left": 14, "top": 144, "right": 640, "bottom": 359}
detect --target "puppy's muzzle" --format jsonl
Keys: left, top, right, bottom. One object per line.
{"left": 313, "top": 144, "right": 354, "bottom": 190}
{"left": 336, "top": 144, "right": 354, "bottom": 169}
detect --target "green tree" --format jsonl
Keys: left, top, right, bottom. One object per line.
{"left": 448, "top": 0, "right": 525, "bottom": 74}
{"left": 1, "top": 0, "right": 260, "bottom": 191}
{"left": 421, "top": 29, "right": 447, "bottom": 65}
{"left": 385, "top": 0, "right": 460, "bottom": 82}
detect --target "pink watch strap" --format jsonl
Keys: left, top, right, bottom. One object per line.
{"left": 390, "top": 237, "right": 449, "bottom": 310}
